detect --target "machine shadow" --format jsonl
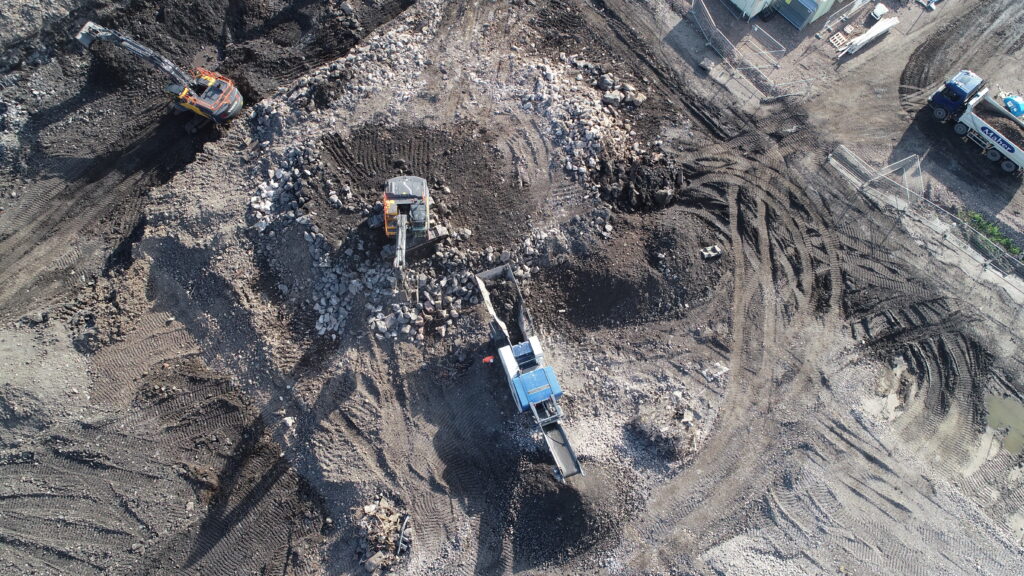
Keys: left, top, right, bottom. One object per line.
{"left": 890, "top": 106, "right": 1020, "bottom": 217}
{"left": 402, "top": 315, "right": 604, "bottom": 573}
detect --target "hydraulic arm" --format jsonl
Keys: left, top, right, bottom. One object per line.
{"left": 76, "top": 22, "right": 192, "bottom": 95}
{"left": 75, "top": 21, "right": 243, "bottom": 123}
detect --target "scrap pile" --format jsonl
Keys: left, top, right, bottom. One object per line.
{"left": 353, "top": 495, "right": 411, "bottom": 575}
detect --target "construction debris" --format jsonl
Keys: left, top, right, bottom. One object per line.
{"left": 3, "top": 0, "right": 1024, "bottom": 574}
{"left": 352, "top": 495, "right": 411, "bottom": 575}
{"left": 630, "top": 390, "right": 705, "bottom": 460}
{"left": 838, "top": 17, "right": 900, "bottom": 57}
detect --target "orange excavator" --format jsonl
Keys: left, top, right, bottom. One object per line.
{"left": 75, "top": 21, "right": 243, "bottom": 124}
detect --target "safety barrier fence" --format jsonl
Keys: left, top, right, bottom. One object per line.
{"left": 685, "top": 0, "right": 809, "bottom": 100}
{"left": 828, "top": 144, "right": 1024, "bottom": 291}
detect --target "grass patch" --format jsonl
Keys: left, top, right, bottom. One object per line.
{"left": 960, "top": 210, "right": 1023, "bottom": 256}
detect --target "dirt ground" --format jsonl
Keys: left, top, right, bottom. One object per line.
{"left": 2, "top": 0, "right": 1024, "bottom": 574}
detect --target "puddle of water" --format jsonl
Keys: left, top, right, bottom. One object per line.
{"left": 986, "top": 393, "right": 1024, "bottom": 454}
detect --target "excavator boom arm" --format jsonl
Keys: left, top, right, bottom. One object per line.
{"left": 75, "top": 21, "right": 192, "bottom": 91}
{"left": 393, "top": 214, "right": 409, "bottom": 269}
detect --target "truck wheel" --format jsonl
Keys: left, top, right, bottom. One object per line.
{"left": 953, "top": 122, "right": 969, "bottom": 136}
{"left": 1001, "top": 159, "right": 1018, "bottom": 173}
{"left": 987, "top": 149, "right": 1003, "bottom": 162}
{"left": 932, "top": 107, "right": 949, "bottom": 121}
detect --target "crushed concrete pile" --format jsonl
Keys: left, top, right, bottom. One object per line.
{"left": 238, "top": 0, "right": 666, "bottom": 344}
{"left": 246, "top": 122, "right": 607, "bottom": 342}
{"left": 311, "top": 233, "right": 495, "bottom": 341}
{"left": 248, "top": 143, "right": 537, "bottom": 343}
{"left": 250, "top": 0, "right": 444, "bottom": 135}
{"left": 353, "top": 495, "right": 411, "bottom": 575}
{"left": 256, "top": 174, "right": 527, "bottom": 341}
{"left": 0, "top": 0, "right": 84, "bottom": 65}
{"left": 518, "top": 55, "right": 648, "bottom": 188}
{"left": 248, "top": 143, "right": 321, "bottom": 233}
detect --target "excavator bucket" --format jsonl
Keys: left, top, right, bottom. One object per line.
{"left": 404, "top": 225, "right": 449, "bottom": 258}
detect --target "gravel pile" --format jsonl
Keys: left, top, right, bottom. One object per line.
{"left": 251, "top": 0, "right": 443, "bottom": 133}
{"left": 367, "top": 238, "right": 483, "bottom": 342}
{"left": 244, "top": 120, "right": 610, "bottom": 343}
{"left": 0, "top": 0, "right": 84, "bottom": 66}
{"left": 250, "top": 153, "right": 549, "bottom": 342}
{"left": 238, "top": 0, "right": 663, "bottom": 345}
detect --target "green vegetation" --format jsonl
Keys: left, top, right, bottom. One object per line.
{"left": 960, "top": 210, "right": 1022, "bottom": 256}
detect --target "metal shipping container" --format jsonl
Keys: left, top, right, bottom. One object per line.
{"left": 728, "top": 0, "right": 774, "bottom": 19}
{"left": 775, "top": 0, "right": 838, "bottom": 29}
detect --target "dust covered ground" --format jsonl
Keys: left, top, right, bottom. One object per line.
{"left": 2, "top": 0, "right": 1024, "bottom": 574}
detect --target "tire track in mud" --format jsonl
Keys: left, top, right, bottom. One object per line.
{"left": 1, "top": 431, "right": 176, "bottom": 572}
{"left": 320, "top": 122, "right": 533, "bottom": 248}
{"left": 9, "top": 0, "right": 1024, "bottom": 572}
{"left": 756, "top": 156, "right": 1024, "bottom": 574}
{"left": 616, "top": 126, "right": 845, "bottom": 570}
{"left": 0, "top": 116, "right": 191, "bottom": 319}
{"left": 849, "top": 292, "right": 991, "bottom": 478}
{"left": 824, "top": 166, "right": 996, "bottom": 472}
{"left": 608, "top": 115, "right": 1003, "bottom": 572}
{"left": 431, "top": 0, "right": 488, "bottom": 121}
{"left": 47, "top": 361, "right": 319, "bottom": 576}
{"left": 398, "top": 353, "right": 519, "bottom": 576}
{"left": 90, "top": 311, "right": 201, "bottom": 409}
{"left": 764, "top": 410, "right": 1020, "bottom": 575}
{"left": 0, "top": 2, "right": 419, "bottom": 568}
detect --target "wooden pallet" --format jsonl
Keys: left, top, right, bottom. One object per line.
{"left": 829, "top": 32, "right": 848, "bottom": 49}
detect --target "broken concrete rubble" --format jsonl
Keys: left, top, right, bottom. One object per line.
{"left": 353, "top": 495, "right": 411, "bottom": 575}
{"left": 630, "top": 389, "right": 704, "bottom": 461}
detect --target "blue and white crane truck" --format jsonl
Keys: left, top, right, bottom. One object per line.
{"left": 928, "top": 70, "right": 1024, "bottom": 174}
{"left": 475, "top": 265, "right": 583, "bottom": 481}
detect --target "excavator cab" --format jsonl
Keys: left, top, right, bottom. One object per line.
{"left": 384, "top": 176, "right": 431, "bottom": 237}
{"left": 176, "top": 68, "right": 244, "bottom": 123}
{"left": 929, "top": 69, "right": 985, "bottom": 122}
{"left": 382, "top": 176, "right": 447, "bottom": 268}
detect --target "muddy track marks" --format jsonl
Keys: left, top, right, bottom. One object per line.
{"left": 0, "top": 359, "right": 321, "bottom": 575}
{"left": 614, "top": 122, "right": 848, "bottom": 571}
